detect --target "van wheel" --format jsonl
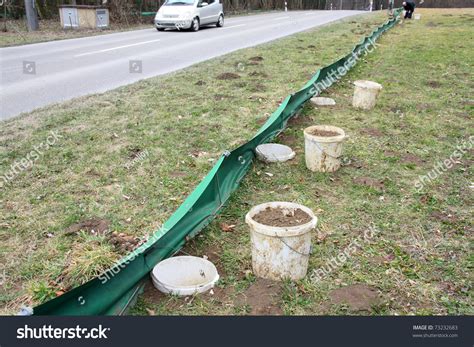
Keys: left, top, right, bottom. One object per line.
{"left": 191, "top": 17, "right": 200, "bottom": 32}
{"left": 216, "top": 14, "right": 224, "bottom": 27}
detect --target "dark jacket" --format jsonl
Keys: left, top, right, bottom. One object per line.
{"left": 403, "top": 1, "right": 415, "bottom": 11}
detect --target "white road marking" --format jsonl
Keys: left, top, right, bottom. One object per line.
{"left": 220, "top": 24, "right": 246, "bottom": 30}
{"left": 74, "top": 39, "right": 161, "bottom": 57}
{"left": 273, "top": 16, "right": 290, "bottom": 20}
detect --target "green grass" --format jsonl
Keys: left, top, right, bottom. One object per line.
{"left": 130, "top": 8, "right": 473, "bottom": 316}
{"left": 1, "top": 9, "right": 472, "bottom": 315}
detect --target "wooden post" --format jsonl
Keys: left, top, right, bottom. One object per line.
{"left": 24, "top": 0, "right": 39, "bottom": 31}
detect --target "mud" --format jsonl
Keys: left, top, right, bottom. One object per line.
{"left": 249, "top": 56, "right": 264, "bottom": 62}
{"left": 236, "top": 278, "right": 283, "bottom": 315}
{"left": 329, "top": 284, "right": 380, "bottom": 312}
{"left": 353, "top": 176, "right": 385, "bottom": 191}
{"left": 360, "top": 127, "right": 384, "bottom": 137}
{"left": 253, "top": 207, "right": 312, "bottom": 227}
{"left": 66, "top": 218, "right": 109, "bottom": 235}
{"left": 308, "top": 129, "right": 340, "bottom": 137}
{"left": 217, "top": 72, "right": 241, "bottom": 80}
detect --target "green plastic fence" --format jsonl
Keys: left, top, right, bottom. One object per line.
{"left": 33, "top": 9, "right": 401, "bottom": 315}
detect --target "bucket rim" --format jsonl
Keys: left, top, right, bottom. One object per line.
{"left": 151, "top": 256, "right": 219, "bottom": 291}
{"left": 353, "top": 80, "right": 383, "bottom": 90}
{"left": 245, "top": 201, "right": 317, "bottom": 237}
{"left": 303, "top": 125, "right": 346, "bottom": 143}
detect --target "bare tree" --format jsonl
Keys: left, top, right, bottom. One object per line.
{"left": 24, "top": 0, "right": 39, "bottom": 31}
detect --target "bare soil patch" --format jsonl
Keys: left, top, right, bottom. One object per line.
{"left": 329, "top": 284, "right": 380, "bottom": 312}
{"left": 353, "top": 177, "right": 385, "bottom": 191}
{"left": 108, "top": 232, "right": 143, "bottom": 253}
{"left": 249, "top": 71, "right": 269, "bottom": 78}
{"left": 249, "top": 56, "right": 264, "bottom": 62}
{"left": 288, "top": 114, "right": 308, "bottom": 126}
{"left": 278, "top": 132, "right": 298, "bottom": 146}
{"left": 430, "top": 211, "right": 459, "bottom": 225}
{"left": 252, "top": 207, "right": 312, "bottom": 227}
{"left": 401, "top": 153, "right": 425, "bottom": 165}
{"left": 236, "top": 278, "right": 282, "bottom": 315}
{"left": 66, "top": 218, "right": 109, "bottom": 235}
{"left": 217, "top": 72, "right": 241, "bottom": 80}
{"left": 360, "top": 127, "right": 384, "bottom": 137}
{"left": 427, "top": 80, "right": 441, "bottom": 88}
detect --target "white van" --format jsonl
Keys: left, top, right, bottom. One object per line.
{"left": 154, "top": 0, "right": 224, "bottom": 32}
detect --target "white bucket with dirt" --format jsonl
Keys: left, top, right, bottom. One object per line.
{"left": 414, "top": 14, "right": 421, "bottom": 20}
{"left": 303, "top": 125, "right": 346, "bottom": 172}
{"left": 352, "top": 80, "right": 383, "bottom": 110}
{"left": 151, "top": 256, "right": 219, "bottom": 296}
{"left": 245, "top": 202, "right": 317, "bottom": 281}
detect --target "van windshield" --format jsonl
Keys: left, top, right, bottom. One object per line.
{"left": 164, "top": 0, "right": 194, "bottom": 5}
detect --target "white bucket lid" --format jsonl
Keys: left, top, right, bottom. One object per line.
{"left": 256, "top": 143, "right": 296, "bottom": 163}
{"left": 151, "top": 256, "right": 219, "bottom": 296}
{"left": 353, "top": 80, "right": 383, "bottom": 90}
{"left": 310, "top": 97, "right": 336, "bottom": 106}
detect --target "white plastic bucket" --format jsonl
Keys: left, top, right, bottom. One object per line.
{"left": 414, "top": 14, "right": 421, "bottom": 20}
{"left": 245, "top": 202, "right": 317, "bottom": 281}
{"left": 352, "top": 80, "right": 383, "bottom": 110}
{"left": 303, "top": 125, "right": 346, "bottom": 172}
{"left": 151, "top": 256, "right": 219, "bottom": 296}
{"left": 256, "top": 143, "right": 295, "bottom": 163}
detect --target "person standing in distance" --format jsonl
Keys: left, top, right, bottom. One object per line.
{"left": 402, "top": 1, "right": 416, "bottom": 19}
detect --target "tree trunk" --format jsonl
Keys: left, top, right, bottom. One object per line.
{"left": 24, "top": 0, "right": 39, "bottom": 31}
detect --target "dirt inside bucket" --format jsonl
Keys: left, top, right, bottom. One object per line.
{"left": 253, "top": 207, "right": 312, "bottom": 227}
{"left": 308, "top": 129, "right": 340, "bottom": 137}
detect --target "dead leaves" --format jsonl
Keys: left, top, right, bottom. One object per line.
{"left": 219, "top": 223, "right": 236, "bottom": 233}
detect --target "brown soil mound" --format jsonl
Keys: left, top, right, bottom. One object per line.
{"left": 66, "top": 218, "right": 109, "bottom": 235}
{"left": 217, "top": 72, "right": 240, "bottom": 80}
{"left": 249, "top": 56, "right": 264, "bottom": 62}
{"left": 308, "top": 129, "right": 340, "bottom": 137}
{"left": 253, "top": 207, "right": 311, "bottom": 227}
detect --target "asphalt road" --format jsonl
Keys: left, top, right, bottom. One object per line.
{"left": 0, "top": 10, "right": 364, "bottom": 121}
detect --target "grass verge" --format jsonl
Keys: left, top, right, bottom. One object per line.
{"left": 0, "top": 10, "right": 390, "bottom": 314}
{"left": 130, "top": 8, "right": 473, "bottom": 316}
{"left": 2, "top": 9, "right": 472, "bottom": 316}
{"left": 0, "top": 19, "right": 150, "bottom": 47}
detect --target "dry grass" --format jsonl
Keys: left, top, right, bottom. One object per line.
{"left": 0, "top": 19, "right": 150, "bottom": 47}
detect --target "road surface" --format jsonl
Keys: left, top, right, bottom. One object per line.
{"left": 0, "top": 10, "right": 364, "bottom": 120}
